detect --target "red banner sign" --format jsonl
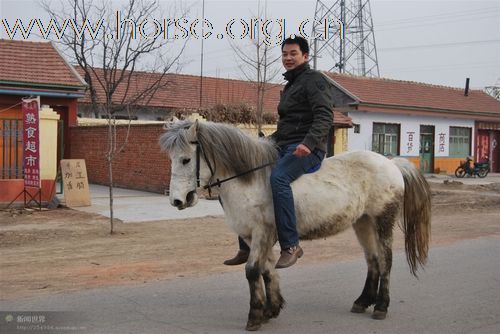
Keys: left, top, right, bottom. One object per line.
{"left": 22, "top": 97, "right": 41, "bottom": 189}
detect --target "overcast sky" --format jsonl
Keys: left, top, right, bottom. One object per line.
{"left": 1, "top": 0, "right": 499, "bottom": 90}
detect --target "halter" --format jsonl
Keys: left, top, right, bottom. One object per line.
{"left": 190, "top": 140, "right": 275, "bottom": 197}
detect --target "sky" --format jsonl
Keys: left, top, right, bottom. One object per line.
{"left": 0, "top": 0, "right": 499, "bottom": 90}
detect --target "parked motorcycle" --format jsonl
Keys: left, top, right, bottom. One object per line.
{"left": 455, "top": 156, "right": 490, "bottom": 178}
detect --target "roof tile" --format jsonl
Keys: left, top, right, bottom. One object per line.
{"left": 76, "top": 67, "right": 282, "bottom": 112}
{"left": 326, "top": 72, "right": 500, "bottom": 115}
{"left": 0, "top": 39, "right": 85, "bottom": 88}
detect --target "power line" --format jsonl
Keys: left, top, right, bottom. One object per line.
{"left": 0, "top": 101, "right": 22, "bottom": 114}
{"left": 383, "top": 63, "right": 500, "bottom": 74}
{"left": 378, "top": 39, "right": 500, "bottom": 52}
{"left": 377, "top": 13, "right": 500, "bottom": 32}
{"left": 384, "top": 61, "right": 500, "bottom": 72}
{"left": 376, "top": 6, "right": 500, "bottom": 26}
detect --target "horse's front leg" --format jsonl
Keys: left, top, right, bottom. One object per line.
{"left": 262, "top": 256, "right": 285, "bottom": 320}
{"left": 245, "top": 255, "right": 265, "bottom": 330}
{"left": 259, "top": 229, "right": 284, "bottom": 320}
{"left": 245, "top": 228, "right": 273, "bottom": 331}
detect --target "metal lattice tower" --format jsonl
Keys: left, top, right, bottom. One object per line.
{"left": 311, "top": 0, "right": 380, "bottom": 77}
{"left": 484, "top": 78, "right": 500, "bottom": 101}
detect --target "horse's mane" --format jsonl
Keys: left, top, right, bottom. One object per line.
{"left": 160, "top": 120, "right": 279, "bottom": 183}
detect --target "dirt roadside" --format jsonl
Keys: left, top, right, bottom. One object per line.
{"left": 1, "top": 182, "right": 499, "bottom": 300}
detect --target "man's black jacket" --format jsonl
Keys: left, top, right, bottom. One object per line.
{"left": 271, "top": 63, "right": 334, "bottom": 152}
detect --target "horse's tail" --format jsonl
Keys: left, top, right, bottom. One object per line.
{"left": 392, "top": 158, "right": 431, "bottom": 277}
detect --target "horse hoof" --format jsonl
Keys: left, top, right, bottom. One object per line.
{"left": 372, "top": 310, "right": 387, "bottom": 320}
{"left": 264, "top": 306, "right": 282, "bottom": 319}
{"left": 350, "top": 303, "right": 366, "bottom": 313}
{"left": 246, "top": 321, "right": 262, "bottom": 331}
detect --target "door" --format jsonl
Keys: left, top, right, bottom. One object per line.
{"left": 491, "top": 131, "right": 500, "bottom": 172}
{"left": 420, "top": 125, "right": 434, "bottom": 173}
{"left": 476, "top": 130, "right": 490, "bottom": 162}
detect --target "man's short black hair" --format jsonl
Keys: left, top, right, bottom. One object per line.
{"left": 281, "top": 36, "right": 309, "bottom": 54}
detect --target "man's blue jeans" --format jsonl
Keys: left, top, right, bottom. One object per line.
{"left": 271, "top": 143, "right": 325, "bottom": 250}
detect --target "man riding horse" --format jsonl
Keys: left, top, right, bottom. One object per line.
{"left": 224, "top": 36, "right": 334, "bottom": 269}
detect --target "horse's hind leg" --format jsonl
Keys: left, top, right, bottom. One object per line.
{"left": 351, "top": 215, "right": 380, "bottom": 314}
{"left": 372, "top": 202, "right": 398, "bottom": 320}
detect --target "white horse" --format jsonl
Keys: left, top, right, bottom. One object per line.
{"left": 160, "top": 120, "right": 431, "bottom": 331}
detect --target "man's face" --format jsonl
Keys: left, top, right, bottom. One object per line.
{"left": 282, "top": 43, "right": 308, "bottom": 71}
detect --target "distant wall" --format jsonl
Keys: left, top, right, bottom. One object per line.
{"left": 71, "top": 120, "right": 352, "bottom": 193}
{"left": 70, "top": 124, "right": 170, "bottom": 193}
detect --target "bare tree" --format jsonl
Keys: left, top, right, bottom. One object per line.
{"left": 41, "top": 0, "right": 188, "bottom": 233}
{"left": 229, "top": 0, "right": 281, "bottom": 134}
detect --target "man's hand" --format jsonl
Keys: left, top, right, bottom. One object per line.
{"left": 293, "top": 144, "right": 311, "bottom": 157}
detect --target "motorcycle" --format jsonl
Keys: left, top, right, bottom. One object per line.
{"left": 454, "top": 156, "right": 490, "bottom": 178}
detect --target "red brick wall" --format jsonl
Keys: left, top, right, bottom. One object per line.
{"left": 70, "top": 124, "right": 171, "bottom": 193}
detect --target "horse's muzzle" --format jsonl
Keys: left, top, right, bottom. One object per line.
{"left": 172, "top": 190, "right": 197, "bottom": 210}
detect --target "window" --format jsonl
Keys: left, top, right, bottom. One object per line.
{"left": 353, "top": 124, "right": 360, "bottom": 133}
{"left": 372, "top": 123, "right": 400, "bottom": 156}
{"left": 449, "top": 127, "right": 471, "bottom": 157}
{"left": 0, "top": 119, "right": 23, "bottom": 179}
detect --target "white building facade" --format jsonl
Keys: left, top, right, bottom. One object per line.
{"left": 326, "top": 73, "right": 500, "bottom": 173}
{"left": 348, "top": 111, "right": 474, "bottom": 156}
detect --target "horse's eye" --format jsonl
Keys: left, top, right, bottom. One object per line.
{"left": 182, "top": 158, "right": 191, "bottom": 165}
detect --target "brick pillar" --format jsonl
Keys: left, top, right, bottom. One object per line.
{"left": 40, "top": 105, "right": 60, "bottom": 181}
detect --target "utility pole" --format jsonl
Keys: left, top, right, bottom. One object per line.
{"left": 311, "top": 0, "right": 380, "bottom": 77}
{"left": 199, "top": 0, "right": 206, "bottom": 108}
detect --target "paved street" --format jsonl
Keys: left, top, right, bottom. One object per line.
{"left": 1, "top": 237, "right": 499, "bottom": 334}
{"left": 70, "top": 184, "right": 224, "bottom": 223}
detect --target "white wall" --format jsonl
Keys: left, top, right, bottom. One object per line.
{"left": 347, "top": 111, "right": 475, "bottom": 157}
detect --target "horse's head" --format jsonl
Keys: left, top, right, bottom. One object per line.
{"left": 160, "top": 120, "right": 209, "bottom": 210}
{"left": 161, "top": 119, "right": 279, "bottom": 210}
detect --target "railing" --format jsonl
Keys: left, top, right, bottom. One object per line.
{"left": 0, "top": 119, "right": 23, "bottom": 179}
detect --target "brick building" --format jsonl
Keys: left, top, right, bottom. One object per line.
{"left": 0, "top": 39, "right": 86, "bottom": 206}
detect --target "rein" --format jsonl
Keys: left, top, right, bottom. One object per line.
{"left": 190, "top": 140, "right": 275, "bottom": 197}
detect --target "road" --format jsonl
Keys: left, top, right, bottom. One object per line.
{"left": 72, "top": 184, "right": 224, "bottom": 223}
{"left": 1, "top": 237, "right": 499, "bottom": 334}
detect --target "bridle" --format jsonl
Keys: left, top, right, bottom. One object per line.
{"left": 189, "top": 140, "right": 214, "bottom": 189}
{"left": 190, "top": 140, "right": 275, "bottom": 197}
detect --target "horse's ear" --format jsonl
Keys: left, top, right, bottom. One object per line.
{"left": 186, "top": 119, "right": 199, "bottom": 141}
{"left": 163, "top": 116, "right": 180, "bottom": 130}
